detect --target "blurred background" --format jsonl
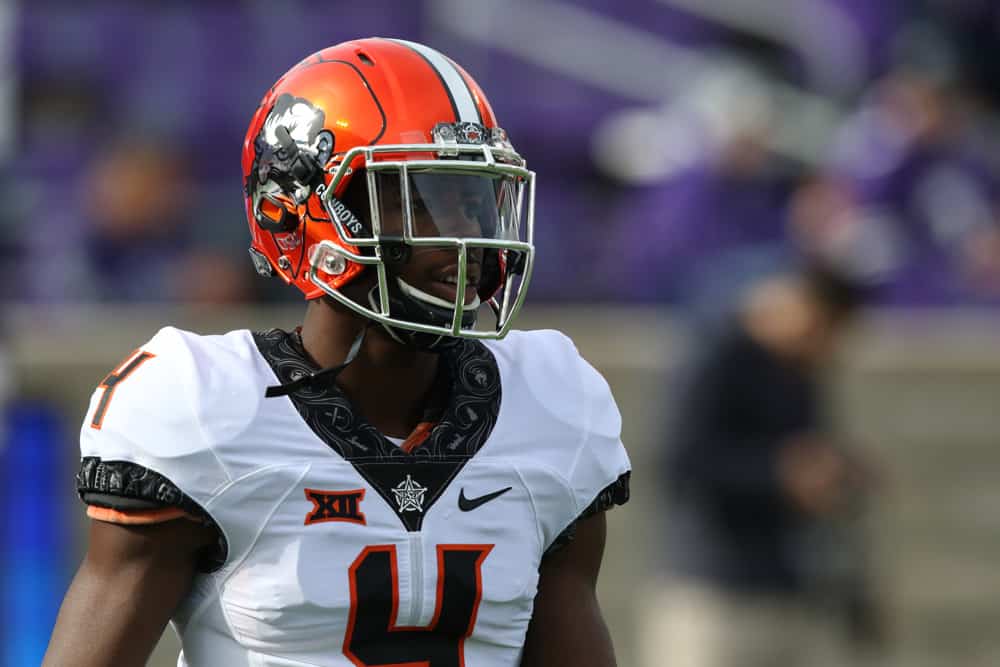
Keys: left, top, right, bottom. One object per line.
{"left": 1, "top": 0, "right": 999, "bottom": 665}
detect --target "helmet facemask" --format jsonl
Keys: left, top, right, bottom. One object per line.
{"left": 310, "top": 133, "right": 535, "bottom": 343}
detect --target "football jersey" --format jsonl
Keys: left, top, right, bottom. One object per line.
{"left": 77, "top": 326, "right": 631, "bottom": 667}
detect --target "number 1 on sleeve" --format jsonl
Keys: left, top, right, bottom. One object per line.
{"left": 90, "top": 350, "right": 156, "bottom": 429}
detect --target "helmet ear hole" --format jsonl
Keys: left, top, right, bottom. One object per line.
{"left": 255, "top": 194, "right": 299, "bottom": 233}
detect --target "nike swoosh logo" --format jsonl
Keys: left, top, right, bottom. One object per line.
{"left": 458, "top": 486, "right": 512, "bottom": 512}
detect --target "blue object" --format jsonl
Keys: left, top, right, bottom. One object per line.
{"left": 0, "top": 400, "right": 69, "bottom": 667}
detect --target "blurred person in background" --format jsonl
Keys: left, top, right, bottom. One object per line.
{"left": 5, "top": 68, "right": 107, "bottom": 302}
{"left": 831, "top": 22, "right": 1000, "bottom": 305}
{"left": 642, "top": 264, "right": 885, "bottom": 667}
{"left": 609, "top": 63, "right": 799, "bottom": 307}
{"left": 79, "top": 137, "right": 192, "bottom": 301}
{"left": 78, "top": 138, "right": 253, "bottom": 304}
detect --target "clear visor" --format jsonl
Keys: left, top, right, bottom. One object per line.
{"left": 373, "top": 169, "right": 524, "bottom": 243}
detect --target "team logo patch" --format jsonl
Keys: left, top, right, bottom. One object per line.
{"left": 247, "top": 93, "right": 336, "bottom": 244}
{"left": 304, "top": 488, "right": 366, "bottom": 525}
{"left": 392, "top": 475, "right": 427, "bottom": 513}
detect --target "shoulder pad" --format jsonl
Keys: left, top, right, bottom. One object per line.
{"left": 487, "top": 329, "right": 631, "bottom": 538}
{"left": 487, "top": 329, "right": 616, "bottom": 432}
{"left": 79, "top": 327, "right": 260, "bottom": 509}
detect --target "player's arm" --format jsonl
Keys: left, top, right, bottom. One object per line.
{"left": 43, "top": 516, "right": 216, "bottom": 667}
{"left": 520, "top": 512, "right": 617, "bottom": 667}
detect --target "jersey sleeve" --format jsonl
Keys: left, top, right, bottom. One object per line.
{"left": 500, "top": 330, "right": 631, "bottom": 556}
{"left": 77, "top": 327, "right": 234, "bottom": 544}
{"left": 567, "top": 351, "right": 631, "bottom": 518}
{"left": 545, "top": 353, "right": 630, "bottom": 555}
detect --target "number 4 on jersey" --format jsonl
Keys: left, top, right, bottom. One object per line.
{"left": 90, "top": 350, "right": 155, "bottom": 429}
{"left": 344, "top": 544, "right": 493, "bottom": 667}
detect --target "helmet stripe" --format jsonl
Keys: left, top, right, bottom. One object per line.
{"left": 389, "top": 39, "right": 482, "bottom": 123}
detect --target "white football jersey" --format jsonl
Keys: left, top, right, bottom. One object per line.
{"left": 78, "top": 326, "right": 630, "bottom": 667}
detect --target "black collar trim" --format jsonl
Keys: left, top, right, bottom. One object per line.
{"left": 252, "top": 328, "right": 502, "bottom": 530}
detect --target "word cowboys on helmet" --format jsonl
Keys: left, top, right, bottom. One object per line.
{"left": 45, "top": 38, "right": 631, "bottom": 667}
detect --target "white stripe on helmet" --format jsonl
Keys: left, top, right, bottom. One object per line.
{"left": 390, "top": 39, "right": 481, "bottom": 123}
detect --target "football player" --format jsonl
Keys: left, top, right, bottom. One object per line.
{"left": 44, "top": 38, "right": 630, "bottom": 667}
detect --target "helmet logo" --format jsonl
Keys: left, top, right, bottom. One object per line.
{"left": 461, "top": 123, "right": 483, "bottom": 143}
{"left": 248, "top": 93, "right": 335, "bottom": 228}
{"left": 432, "top": 121, "right": 497, "bottom": 146}
{"left": 275, "top": 232, "right": 302, "bottom": 251}
{"left": 262, "top": 94, "right": 331, "bottom": 155}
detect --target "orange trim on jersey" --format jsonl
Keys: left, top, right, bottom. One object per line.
{"left": 399, "top": 421, "right": 435, "bottom": 454}
{"left": 90, "top": 349, "right": 156, "bottom": 430}
{"left": 87, "top": 505, "right": 195, "bottom": 525}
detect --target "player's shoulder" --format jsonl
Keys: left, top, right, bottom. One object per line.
{"left": 77, "top": 326, "right": 270, "bottom": 549}
{"left": 142, "top": 324, "right": 260, "bottom": 368}
{"left": 85, "top": 326, "right": 266, "bottom": 446}
{"left": 485, "top": 328, "right": 598, "bottom": 390}
{"left": 485, "top": 329, "right": 630, "bottom": 530}
{"left": 486, "top": 327, "right": 577, "bottom": 358}
{"left": 485, "top": 328, "right": 618, "bottom": 437}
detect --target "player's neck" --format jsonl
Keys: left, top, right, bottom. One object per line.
{"left": 299, "top": 299, "right": 441, "bottom": 439}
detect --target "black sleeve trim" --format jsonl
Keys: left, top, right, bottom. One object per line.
{"left": 76, "top": 456, "right": 228, "bottom": 572}
{"left": 77, "top": 456, "right": 201, "bottom": 514}
{"left": 580, "top": 470, "right": 631, "bottom": 520}
{"left": 545, "top": 521, "right": 578, "bottom": 557}
{"left": 544, "top": 471, "right": 631, "bottom": 558}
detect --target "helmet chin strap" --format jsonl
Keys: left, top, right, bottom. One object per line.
{"left": 368, "top": 285, "right": 413, "bottom": 347}
{"left": 396, "top": 278, "right": 481, "bottom": 311}
{"left": 366, "top": 276, "right": 478, "bottom": 351}
{"left": 264, "top": 322, "right": 371, "bottom": 397}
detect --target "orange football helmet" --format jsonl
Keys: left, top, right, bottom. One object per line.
{"left": 242, "top": 38, "right": 535, "bottom": 340}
